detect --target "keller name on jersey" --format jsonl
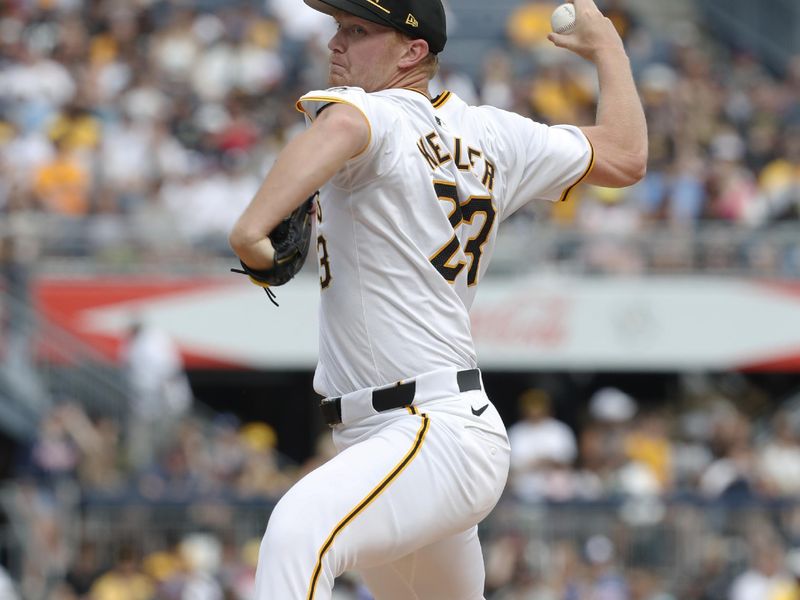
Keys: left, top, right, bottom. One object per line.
{"left": 416, "top": 131, "right": 496, "bottom": 193}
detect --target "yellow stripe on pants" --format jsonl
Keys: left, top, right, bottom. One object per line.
{"left": 305, "top": 412, "right": 430, "bottom": 599}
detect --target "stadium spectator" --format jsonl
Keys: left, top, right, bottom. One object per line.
{"left": 479, "top": 50, "right": 515, "bottom": 111}
{"left": 234, "top": 421, "right": 295, "bottom": 498}
{"left": 507, "top": 388, "right": 579, "bottom": 502}
{"left": 579, "top": 387, "right": 638, "bottom": 494}
{"left": 728, "top": 535, "right": 798, "bottom": 600}
{"left": 699, "top": 408, "right": 760, "bottom": 499}
{"left": 759, "top": 127, "right": 800, "bottom": 222}
{"left": 64, "top": 542, "right": 104, "bottom": 600}
{"left": 10, "top": 478, "right": 71, "bottom": 600}
{"left": 219, "top": 537, "right": 259, "bottom": 600}
{"left": 628, "top": 568, "right": 676, "bottom": 600}
{"left": 88, "top": 545, "right": 154, "bottom": 600}
{"left": 581, "top": 535, "right": 629, "bottom": 600}
{"left": 484, "top": 532, "right": 548, "bottom": 599}
{"left": 120, "top": 319, "right": 193, "bottom": 470}
{"left": 757, "top": 410, "right": 800, "bottom": 497}
{"left": 32, "top": 137, "right": 91, "bottom": 216}
{"left": 705, "top": 130, "right": 762, "bottom": 226}
{"left": 176, "top": 533, "right": 225, "bottom": 600}
{"left": 602, "top": 0, "right": 640, "bottom": 43}
{"left": 47, "top": 102, "right": 101, "bottom": 155}
{"left": 75, "top": 416, "right": 126, "bottom": 494}
{"left": 527, "top": 56, "right": 596, "bottom": 126}
{"left": 506, "top": 1, "right": 561, "bottom": 52}
{"left": 30, "top": 403, "right": 103, "bottom": 486}
{"left": 576, "top": 185, "right": 646, "bottom": 274}
{"left": 624, "top": 411, "right": 674, "bottom": 493}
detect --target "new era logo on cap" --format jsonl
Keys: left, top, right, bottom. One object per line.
{"left": 304, "top": 0, "right": 447, "bottom": 54}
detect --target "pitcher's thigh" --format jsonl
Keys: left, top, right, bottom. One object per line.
{"left": 255, "top": 417, "right": 434, "bottom": 599}
{"left": 360, "top": 526, "right": 487, "bottom": 600}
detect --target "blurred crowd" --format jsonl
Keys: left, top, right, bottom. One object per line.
{"left": 4, "top": 369, "right": 800, "bottom": 599}
{"left": 486, "top": 375, "right": 800, "bottom": 600}
{"left": 506, "top": 382, "right": 800, "bottom": 502}
{"left": 6, "top": 401, "right": 342, "bottom": 600}
{"left": 1, "top": 316, "right": 345, "bottom": 600}
{"left": 0, "top": 0, "right": 798, "bottom": 272}
{"left": 0, "top": 0, "right": 335, "bottom": 264}
{"left": 501, "top": 0, "right": 800, "bottom": 276}
{"left": 506, "top": 0, "right": 800, "bottom": 229}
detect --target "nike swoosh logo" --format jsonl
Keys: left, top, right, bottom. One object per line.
{"left": 471, "top": 404, "right": 489, "bottom": 417}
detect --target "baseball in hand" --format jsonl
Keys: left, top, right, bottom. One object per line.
{"left": 551, "top": 3, "right": 577, "bottom": 34}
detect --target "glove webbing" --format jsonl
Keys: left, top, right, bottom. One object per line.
{"left": 230, "top": 266, "right": 280, "bottom": 307}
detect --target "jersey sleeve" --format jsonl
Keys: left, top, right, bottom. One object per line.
{"left": 487, "top": 108, "right": 594, "bottom": 220}
{"left": 296, "top": 87, "right": 397, "bottom": 185}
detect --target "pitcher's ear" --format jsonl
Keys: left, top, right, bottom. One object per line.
{"left": 398, "top": 38, "right": 431, "bottom": 69}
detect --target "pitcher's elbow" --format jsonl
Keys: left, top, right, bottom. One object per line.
{"left": 624, "top": 150, "right": 648, "bottom": 186}
{"left": 229, "top": 222, "right": 251, "bottom": 257}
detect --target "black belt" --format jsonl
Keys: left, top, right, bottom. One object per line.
{"left": 320, "top": 369, "right": 482, "bottom": 426}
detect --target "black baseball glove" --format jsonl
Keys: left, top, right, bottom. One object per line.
{"left": 232, "top": 193, "right": 317, "bottom": 306}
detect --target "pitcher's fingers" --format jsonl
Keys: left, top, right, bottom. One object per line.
{"left": 547, "top": 32, "right": 571, "bottom": 49}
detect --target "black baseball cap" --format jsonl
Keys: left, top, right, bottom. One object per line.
{"left": 304, "top": 0, "right": 447, "bottom": 54}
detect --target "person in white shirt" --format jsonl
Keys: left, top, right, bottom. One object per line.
{"left": 508, "top": 389, "right": 578, "bottom": 502}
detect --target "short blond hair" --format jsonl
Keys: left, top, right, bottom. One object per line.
{"left": 421, "top": 52, "right": 440, "bottom": 79}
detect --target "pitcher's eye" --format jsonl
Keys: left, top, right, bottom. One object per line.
{"left": 333, "top": 21, "right": 366, "bottom": 36}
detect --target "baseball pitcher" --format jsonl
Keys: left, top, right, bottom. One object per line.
{"left": 229, "top": 0, "right": 647, "bottom": 597}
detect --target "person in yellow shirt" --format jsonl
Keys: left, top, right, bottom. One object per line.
{"left": 32, "top": 139, "right": 91, "bottom": 216}
{"left": 759, "top": 128, "right": 800, "bottom": 221}
{"left": 47, "top": 103, "right": 102, "bottom": 153}
{"left": 624, "top": 411, "right": 673, "bottom": 491}
{"left": 89, "top": 547, "right": 154, "bottom": 600}
{"left": 507, "top": 1, "right": 558, "bottom": 50}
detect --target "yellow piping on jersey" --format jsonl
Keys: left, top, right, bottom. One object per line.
{"left": 295, "top": 96, "right": 373, "bottom": 159}
{"left": 431, "top": 91, "right": 452, "bottom": 108}
{"left": 558, "top": 136, "right": 596, "bottom": 203}
{"left": 305, "top": 411, "right": 430, "bottom": 599}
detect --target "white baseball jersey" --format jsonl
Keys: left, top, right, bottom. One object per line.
{"left": 297, "top": 87, "right": 593, "bottom": 398}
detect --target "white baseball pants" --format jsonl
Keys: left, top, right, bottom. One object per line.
{"left": 254, "top": 367, "right": 510, "bottom": 599}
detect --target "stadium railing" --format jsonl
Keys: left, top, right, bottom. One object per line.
{"left": 5, "top": 491, "right": 793, "bottom": 587}
{"left": 0, "top": 283, "right": 131, "bottom": 440}
{"left": 3, "top": 214, "right": 800, "bottom": 278}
